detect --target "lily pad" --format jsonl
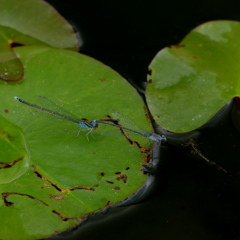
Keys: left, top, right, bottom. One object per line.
{"left": 146, "top": 20, "right": 240, "bottom": 132}
{"left": 0, "top": 0, "right": 79, "bottom": 81}
{"left": 0, "top": 46, "right": 154, "bottom": 240}
{"left": 0, "top": 115, "right": 29, "bottom": 184}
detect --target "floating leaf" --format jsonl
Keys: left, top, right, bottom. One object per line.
{"left": 0, "top": 0, "right": 79, "bottom": 80}
{"left": 0, "top": 115, "right": 29, "bottom": 184}
{"left": 147, "top": 20, "right": 240, "bottom": 132}
{"left": 0, "top": 46, "right": 154, "bottom": 240}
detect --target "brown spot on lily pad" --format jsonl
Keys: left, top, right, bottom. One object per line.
{"left": 70, "top": 186, "right": 95, "bottom": 191}
{"left": 116, "top": 174, "right": 128, "bottom": 183}
{"left": 99, "top": 78, "right": 106, "bottom": 82}
{"left": 2, "top": 192, "right": 48, "bottom": 207}
{"left": 0, "top": 157, "right": 24, "bottom": 169}
{"left": 105, "top": 180, "right": 114, "bottom": 184}
{"left": 49, "top": 194, "right": 64, "bottom": 200}
{"left": 147, "top": 68, "right": 152, "bottom": 75}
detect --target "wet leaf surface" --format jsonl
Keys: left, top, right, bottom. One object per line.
{"left": 0, "top": 0, "right": 79, "bottom": 81}
{"left": 147, "top": 20, "right": 240, "bottom": 132}
{"left": 0, "top": 46, "right": 154, "bottom": 240}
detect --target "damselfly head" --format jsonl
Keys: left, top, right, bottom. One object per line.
{"left": 147, "top": 133, "right": 166, "bottom": 142}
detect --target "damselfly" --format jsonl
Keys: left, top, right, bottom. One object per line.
{"left": 14, "top": 96, "right": 166, "bottom": 143}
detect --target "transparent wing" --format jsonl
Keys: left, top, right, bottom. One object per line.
{"left": 36, "top": 96, "right": 81, "bottom": 123}
{"left": 110, "top": 109, "right": 149, "bottom": 135}
{"left": 94, "top": 124, "right": 139, "bottom": 137}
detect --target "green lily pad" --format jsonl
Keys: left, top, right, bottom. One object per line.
{"left": 0, "top": 0, "right": 79, "bottom": 81}
{"left": 0, "top": 115, "right": 29, "bottom": 184}
{"left": 146, "top": 20, "right": 240, "bottom": 132}
{"left": 0, "top": 46, "right": 154, "bottom": 240}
